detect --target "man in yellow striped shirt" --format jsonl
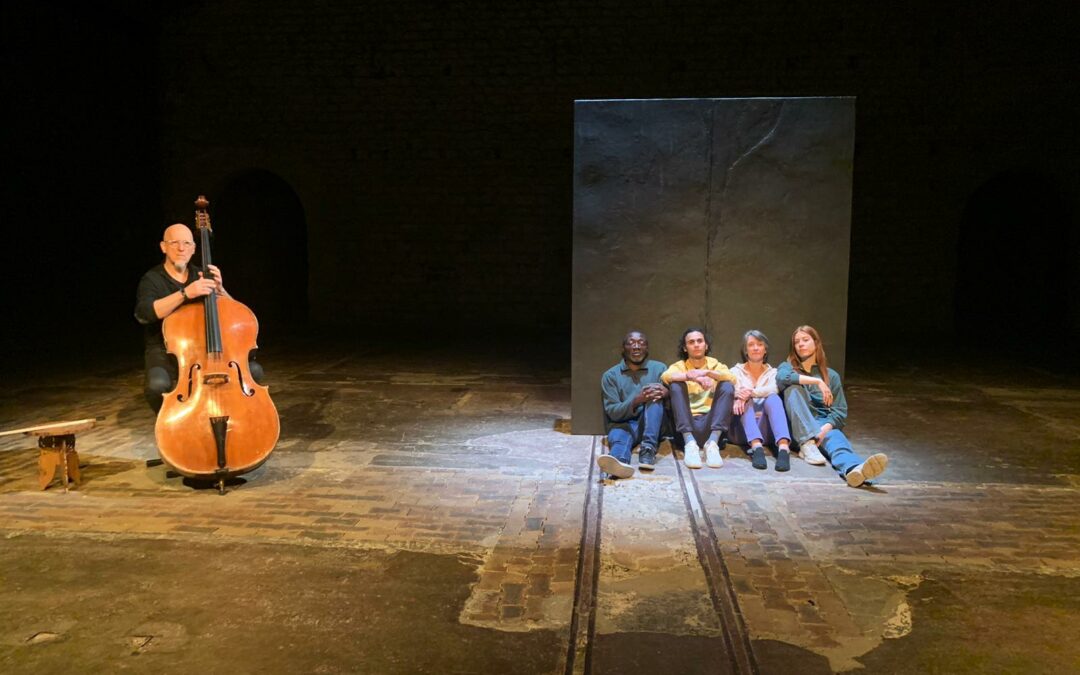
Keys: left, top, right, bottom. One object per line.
{"left": 661, "top": 328, "right": 736, "bottom": 469}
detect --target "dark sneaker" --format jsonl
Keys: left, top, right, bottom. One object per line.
{"left": 597, "top": 454, "right": 635, "bottom": 479}
{"left": 638, "top": 446, "right": 657, "bottom": 471}
{"left": 750, "top": 446, "right": 767, "bottom": 470}
{"left": 775, "top": 448, "right": 790, "bottom": 472}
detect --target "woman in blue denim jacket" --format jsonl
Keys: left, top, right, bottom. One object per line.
{"left": 775, "top": 325, "right": 889, "bottom": 487}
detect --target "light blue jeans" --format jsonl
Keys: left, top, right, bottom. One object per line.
{"left": 783, "top": 385, "right": 865, "bottom": 480}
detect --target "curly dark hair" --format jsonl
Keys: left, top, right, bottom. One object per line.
{"left": 677, "top": 327, "right": 711, "bottom": 360}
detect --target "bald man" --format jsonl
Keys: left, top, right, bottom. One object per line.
{"left": 134, "top": 223, "right": 241, "bottom": 412}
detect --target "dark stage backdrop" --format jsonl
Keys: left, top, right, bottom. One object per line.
{"left": 6, "top": 3, "right": 1077, "bottom": 373}
{"left": 572, "top": 97, "right": 855, "bottom": 435}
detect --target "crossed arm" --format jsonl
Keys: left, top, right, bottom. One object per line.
{"left": 602, "top": 375, "right": 669, "bottom": 423}
{"left": 663, "top": 368, "right": 729, "bottom": 390}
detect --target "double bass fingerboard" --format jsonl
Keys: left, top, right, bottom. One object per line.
{"left": 194, "top": 196, "right": 224, "bottom": 355}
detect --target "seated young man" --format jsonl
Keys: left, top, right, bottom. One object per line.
{"left": 661, "top": 328, "right": 736, "bottom": 469}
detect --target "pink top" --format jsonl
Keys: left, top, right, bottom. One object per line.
{"left": 729, "top": 363, "right": 778, "bottom": 404}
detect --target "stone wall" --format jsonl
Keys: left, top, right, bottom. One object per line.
{"left": 152, "top": 1, "right": 1078, "bottom": 345}
{"left": 5, "top": 1, "right": 1077, "bottom": 362}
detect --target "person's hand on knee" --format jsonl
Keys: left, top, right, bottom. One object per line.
{"left": 815, "top": 422, "right": 834, "bottom": 443}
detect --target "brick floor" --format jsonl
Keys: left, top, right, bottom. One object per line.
{"left": 2, "top": 348, "right": 1079, "bottom": 673}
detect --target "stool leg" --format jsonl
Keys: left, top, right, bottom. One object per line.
{"left": 60, "top": 445, "right": 69, "bottom": 492}
{"left": 67, "top": 448, "right": 82, "bottom": 486}
{"left": 38, "top": 449, "right": 59, "bottom": 490}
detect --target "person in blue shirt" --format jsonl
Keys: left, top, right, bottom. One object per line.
{"left": 776, "top": 325, "right": 889, "bottom": 487}
{"left": 599, "top": 331, "right": 669, "bottom": 478}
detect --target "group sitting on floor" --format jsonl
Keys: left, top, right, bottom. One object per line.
{"left": 598, "top": 326, "right": 889, "bottom": 488}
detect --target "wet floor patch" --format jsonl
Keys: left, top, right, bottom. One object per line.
{"left": 855, "top": 570, "right": 1080, "bottom": 673}
{"left": 592, "top": 631, "right": 734, "bottom": 675}
{"left": 0, "top": 534, "right": 564, "bottom": 674}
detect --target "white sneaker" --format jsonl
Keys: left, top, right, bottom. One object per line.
{"left": 846, "top": 453, "right": 888, "bottom": 487}
{"left": 704, "top": 440, "right": 723, "bottom": 468}
{"left": 597, "top": 454, "right": 635, "bottom": 479}
{"left": 800, "top": 442, "right": 827, "bottom": 466}
{"left": 683, "top": 441, "right": 702, "bottom": 469}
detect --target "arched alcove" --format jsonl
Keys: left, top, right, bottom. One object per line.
{"left": 212, "top": 170, "right": 308, "bottom": 328}
{"left": 955, "top": 171, "right": 1072, "bottom": 355}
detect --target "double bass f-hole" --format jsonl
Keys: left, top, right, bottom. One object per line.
{"left": 177, "top": 363, "right": 200, "bottom": 402}
{"left": 227, "top": 361, "right": 256, "bottom": 397}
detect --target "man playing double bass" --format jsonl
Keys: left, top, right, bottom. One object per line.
{"left": 134, "top": 223, "right": 263, "bottom": 413}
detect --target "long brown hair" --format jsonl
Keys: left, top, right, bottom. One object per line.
{"left": 787, "top": 325, "right": 830, "bottom": 386}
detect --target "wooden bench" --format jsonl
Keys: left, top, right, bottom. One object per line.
{"left": 0, "top": 419, "right": 96, "bottom": 491}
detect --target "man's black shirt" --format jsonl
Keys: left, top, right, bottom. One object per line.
{"left": 134, "top": 263, "right": 202, "bottom": 350}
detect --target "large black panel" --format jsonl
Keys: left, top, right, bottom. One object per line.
{"left": 573, "top": 97, "right": 855, "bottom": 435}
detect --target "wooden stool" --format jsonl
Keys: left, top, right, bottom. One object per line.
{"left": 0, "top": 419, "right": 96, "bottom": 491}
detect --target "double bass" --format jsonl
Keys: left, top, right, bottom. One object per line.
{"left": 156, "top": 195, "right": 279, "bottom": 492}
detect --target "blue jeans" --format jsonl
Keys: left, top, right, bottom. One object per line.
{"left": 783, "top": 385, "right": 864, "bottom": 479}
{"left": 606, "top": 401, "right": 664, "bottom": 463}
